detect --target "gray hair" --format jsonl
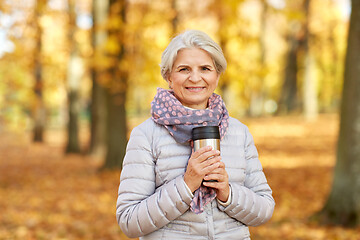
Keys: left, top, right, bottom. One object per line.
{"left": 160, "top": 30, "right": 227, "bottom": 81}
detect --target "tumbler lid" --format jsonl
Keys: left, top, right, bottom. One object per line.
{"left": 192, "top": 126, "right": 220, "bottom": 141}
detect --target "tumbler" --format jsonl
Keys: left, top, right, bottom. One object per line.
{"left": 192, "top": 126, "right": 220, "bottom": 182}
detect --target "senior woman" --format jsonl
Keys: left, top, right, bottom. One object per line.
{"left": 116, "top": 30, "right": 275, "bottom": 240}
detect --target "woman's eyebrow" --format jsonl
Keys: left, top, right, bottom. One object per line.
{"left": 175, "top": 64, "right": 189, "bottom": 69}
{"left": 200, "top": 64, "right": 214, "bottom": 68}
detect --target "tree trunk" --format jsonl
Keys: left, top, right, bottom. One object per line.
{"left": 102, "top": 0, "right": 128, "bottom": 169}
{"left": 277, "top": 31, "right": 299, "bottom": 114}
{"left": 65, "top": 0, "right": 82, "bottom": 153}
{"left": 66, "top": 53, "right": 83, "bottom": 153}
{"left": 90, "top": 75, "right": 107, "bottom": 157}
{"left": 249, "top": 0, "right": 268, "bottom": 117}
{"left": 317, "top": 0, "right": 360, "bottom": 227}
{"left": 303, "top": 52, "right": 318, "bottom": 120}
{"left": 89, "top": 0, "right": 108, "bottom": 157}
{"left": 66, "top": 89, "right": 81, "bottom": 153}
{"left": 302, "top": 0, "right": 318, "bottom": 120}
{"left": 33, "top": 0, "right": 46, "bottom": 142}
{"left": 278, "top": 0, "right": 316, "bottom": 115}
{"left": 171, "top": 0, "right": 178, "bottom": 35}
{"left": 104, "top": 90, "right": 127, "bottom": 169}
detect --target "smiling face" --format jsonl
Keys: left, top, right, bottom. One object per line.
{"left": 167, "top": 48, "right": 220, "bottom": 110}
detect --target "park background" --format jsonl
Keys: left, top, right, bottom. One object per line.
{"left": 1, "top": 0, "right": 360, "bottom": 239}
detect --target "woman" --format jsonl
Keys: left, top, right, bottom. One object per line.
{"left": 116, "top": 30, "right": 275, "bottom": 240}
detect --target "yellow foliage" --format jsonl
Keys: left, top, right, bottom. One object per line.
{"left": 105, "top": 35, "right": 122, "bottom": 55}
{"left": 0, "top": 0, "right": 350, "bottom": 131}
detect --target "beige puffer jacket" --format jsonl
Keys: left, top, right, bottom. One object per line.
{"left": 116, "top": 117, "right": 275, "bottom": 240}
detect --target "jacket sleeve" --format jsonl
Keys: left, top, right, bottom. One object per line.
{"left": 218, "top": 127, "right": 275, "bottom": 226}
{"left": 116, "top": 126, "right": 193, "bottom": 238}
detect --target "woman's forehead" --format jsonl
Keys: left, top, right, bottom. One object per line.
{"left": 173, "top": 48, "right": 214, "bottom": 65}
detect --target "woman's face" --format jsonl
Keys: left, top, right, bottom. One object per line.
{"left": 167, "top": 48, "right": 220, "bottom": 110}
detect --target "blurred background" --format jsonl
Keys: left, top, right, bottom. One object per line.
{"left": 1, "top": 0, "right": 359, "bottom": 239}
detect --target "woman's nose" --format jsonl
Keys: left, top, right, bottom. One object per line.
{"left": 189, "top": 70, "right": 201, "bottom": 82}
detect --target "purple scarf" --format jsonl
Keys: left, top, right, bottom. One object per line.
{"left": 151, "top": 88, "right": 229, "bottom": 214}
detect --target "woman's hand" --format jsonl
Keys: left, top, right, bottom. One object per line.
{"left": 184, "top": 146, "right": 221, "bottom": 193}
{"left": 202, "top": 161, "right": 230, "bottom": 202}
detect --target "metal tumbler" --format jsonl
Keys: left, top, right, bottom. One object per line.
{"left": 192, "top": 126, "right": 220, "bottom": 182}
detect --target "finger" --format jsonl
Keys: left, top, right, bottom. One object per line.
{"left": 201, "top": 161, "right": 220, "bottom": 175}
{"left": 203, "top": 176, "right": 228, "bottom": 187}
{"left": 205, "top": 163, "right": 224, "bottom": 174}
{"left": 204, "top": 160, "right": 225, "bottom": 173}
{"left": 200, "top": 156, "right": 221, "bottom": 169}
{"left": 204, "top": 166, "right": 228, "bottom": 182}
{"left": 186, "top": 155, "right": 220, "bottom": 178}
{"left": 191, "top": 145, "right": 213, "bottom": 159}
{"left": 198, "top": 150, "right": 221, "bottom": 163}
{"left": 217, "top": 161, "right": 225, "bottom": 168}
{"left": 202, "top": 180, "right": 222, "bottom": 189}
{"left": 204, "top": 173, "right": 225, "bottom": 183}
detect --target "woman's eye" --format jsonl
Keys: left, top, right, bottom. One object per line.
{"left": 202, "top": 67, "right": 210, "bottom": 71}
{"left": 179, "top": 68, "right": 188, "bottom": 72}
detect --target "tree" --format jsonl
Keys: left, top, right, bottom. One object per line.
{"left": 65, "top": 0, "right": 82, "bottom": 153}
{"left": 277, "top": 26, "right": 300, "bottom": 114}
{"left": 317, "top": 0, "right": 360, "bottom": 226}
{"left": 277, "top": 0, "right": 312, "bottom": 115}
{"left": 301, "top": 0, "right": 318, "bottom": 120}
{"left": 311, "top": 0, "right": 345, "bottom": 113}
{"left": 89, "top": 0, "right": 108, "bottom": 157}
{"left": 171, "top": 0, "right": 179, "bottom": 34}
{"left": 102, "top": 0, "right": 128, "bottom": 169}
{"left": 32, "top": 0, "right": 46, "bottom": 142}
{"left": 249, "top": 0, "right": 268, "bottom": 117}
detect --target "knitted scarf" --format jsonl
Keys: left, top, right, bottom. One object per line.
{"left": 151, "top": 88, "right": 229, "bottom": 214}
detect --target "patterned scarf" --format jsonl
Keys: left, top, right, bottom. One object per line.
{"left": 151, "top": 88, "right": 229, "bottom": 214}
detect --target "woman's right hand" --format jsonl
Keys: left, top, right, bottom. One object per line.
{"left": 184, "top": 146, "right": 221, "bottom": 193}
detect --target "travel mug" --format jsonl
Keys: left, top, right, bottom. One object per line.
{"left": 192, "top": 126, "right": 220, "bottom": 182}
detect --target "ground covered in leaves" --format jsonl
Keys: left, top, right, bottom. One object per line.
{"left": 1, "top": 114, "right": 360, "bottom": 240}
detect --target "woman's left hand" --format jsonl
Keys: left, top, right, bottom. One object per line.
{"left": 202, "top": 162, "right": 230, "bottom": 202}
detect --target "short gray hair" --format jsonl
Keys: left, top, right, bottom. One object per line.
{"left": 160, "top": 30, "right": 227, "bottom": 81}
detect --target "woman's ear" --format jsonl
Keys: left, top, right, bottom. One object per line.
{"left": 215, "top": 73, "right": 220, "bottom": 88}
{"left": 167, "top": 77, "right": 173, "bottom": 89}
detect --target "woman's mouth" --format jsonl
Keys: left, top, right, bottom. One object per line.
{"left": 185, "top": 87, "right": 205, "bottom": 92}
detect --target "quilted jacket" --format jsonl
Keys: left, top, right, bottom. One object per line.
{"left": 116, "top": 117, "right": 275, "bottom": 240}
